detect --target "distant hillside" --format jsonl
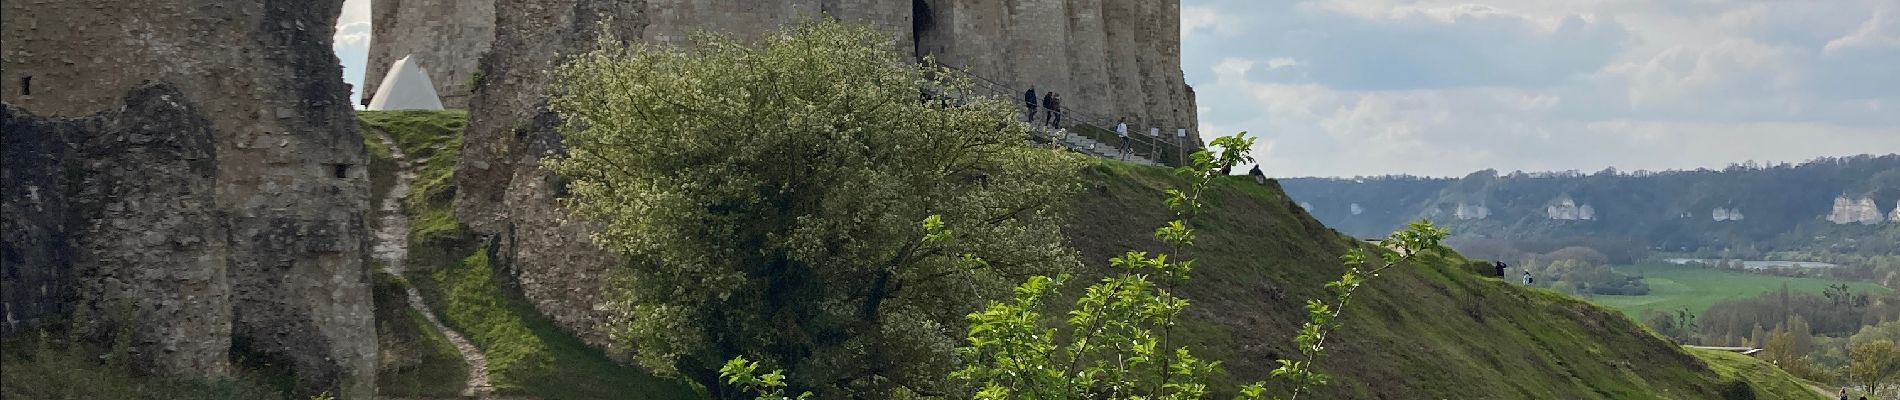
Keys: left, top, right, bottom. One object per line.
{"left": 1066, "top": 163, "right": 1817, "bottom": 399}
{"left": 1281, "top": 155, "right": 1900, "bottom": 255}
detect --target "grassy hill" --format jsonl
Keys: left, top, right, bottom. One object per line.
{"left": 1593, "top": 263, "right": 1891, "bottom": 319}
{"left": 1068, "top": 163, "right": 1820, "bottom": 399}
{"left": 361, "top": 110, "right": 1819, "bottom": 399}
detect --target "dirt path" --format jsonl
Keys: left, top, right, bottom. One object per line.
{"left": 373, "top": 132, "right": 498, "bottom": 398}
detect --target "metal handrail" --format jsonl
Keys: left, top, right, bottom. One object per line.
{"left": 930, "top": 63, "right": 1187, "bottom": 165}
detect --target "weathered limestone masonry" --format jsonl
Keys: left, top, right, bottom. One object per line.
{"left": 368, "top": 0, "right": 1203, "bottom": 133}
{"left": 3, "top": 85, "right": 230, "bottom": 376}
{"left": 451, "top": 0, "right": 1200, "bottom": 354}
{"left": 1, "top": 1, "right": 375, "bottom": 397}
{"left": 364, "top": 0, "right": 495, "bottom": 108}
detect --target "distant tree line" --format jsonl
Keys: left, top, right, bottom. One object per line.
{"left": 1282, "top": 154, "right": 1900, "bottom": 256}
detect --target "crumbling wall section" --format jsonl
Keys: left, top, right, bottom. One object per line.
{"left": 456, "top": 0, "right": 652, "bottom": 351}
{"left": 1, "top": 0, "right": 375, "bottom": 397}
{"left": 3, "top": 85, "right": 234, "bottom": 376}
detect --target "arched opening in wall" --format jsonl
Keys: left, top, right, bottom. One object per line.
{"left": 912, "top": 0, "right": 944, "bottom": 60}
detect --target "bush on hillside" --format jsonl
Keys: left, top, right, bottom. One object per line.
{"left": 547, "top": 20, "right": 1087, "bottom": 397}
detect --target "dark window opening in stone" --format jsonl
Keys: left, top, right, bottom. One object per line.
{"left": 333, "top": 164, "right": 351, "bottom": 179}
{"left": 912, "top": 0, "right": 934, "bottom": 58}
{"left": 20, "top": 76, "right": 30, "bottom": 96}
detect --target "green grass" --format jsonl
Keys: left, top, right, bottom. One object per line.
{"left": 371, "top": 271, "right": 469, "bottom": 397}
{"left": 1687, "top": 348, "right": 1827, "bottom": 399}
{"left": 1064, "top": 161, "right": 1824, "bottom": 398}
{"left": 1, "top": 335, "right": 292, "bottom": 400}
{"left": 1592, "top": 263, "right": 1891, "bottom": 319}
{"left": 357, "top": 110, "right": 473, "bottom": 266}
{"left": 408, "top": 250, "right": 701, "bottom": 399}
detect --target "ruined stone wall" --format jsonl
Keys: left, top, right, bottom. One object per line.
{"left": 1, "top": 1, "right": 374, "bottom": 397}
{"left": 451, "top": 0, "right": 1199, "bottom": 354}
{"left": 373, "top": 0, "right": 1201, "bottom": 138}
{"left": 364, "top": 0, "right": 495, "bottom": 108}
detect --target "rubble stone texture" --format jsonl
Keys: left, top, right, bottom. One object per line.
{"left": 373, "top": 0, "right": 1196, "bottom": 135}
{"left": 1, "top": 1, "right": 375, "bottom": 397}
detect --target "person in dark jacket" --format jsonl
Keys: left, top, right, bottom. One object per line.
{"left": 1042, "top": 92, "right": 1060, "bottom": 127}
{"left": 1024, "top": 87, "right": 1038, "bottom": 122}
{"left": 1494, "top": 261, "right": 1509, "bottom": 277}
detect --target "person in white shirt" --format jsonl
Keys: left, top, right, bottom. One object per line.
{"left": 1115, "top": 118, "right": 1131, "bottom": 159}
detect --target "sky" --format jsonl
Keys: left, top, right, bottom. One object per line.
{"left": 332, "top": 0, "right": 1900, "bottom": 178}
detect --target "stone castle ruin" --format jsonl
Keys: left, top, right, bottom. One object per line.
{"left": 368, "top": 0, "right": 1200, "bottom": 142}
{"left": 448, "top": 0, "right": 1204, "bottom": 352}
{"left": 0, "top": 0, "right": 1201, "bottom": 396}
{"left": 2, "top": 0, "right": 375, "bottom": 397}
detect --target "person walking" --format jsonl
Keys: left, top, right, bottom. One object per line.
{"left": 1041, "top": 92, "right": 1061, "bottom": 127}
{"left": 1523, "top": 271, "right": 1534, "bottom": 285}
{"left": 1023, "top": 87, "right": 1039, "bottom": 123}
{"left": 1115, "top": 118, "right": 1132, "bottom": 159}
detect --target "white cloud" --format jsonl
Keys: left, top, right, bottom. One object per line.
{"left": 1182, "top": 5, "right": 1240, "bottom": 38}
{"left": 1183, "top": 0, "right": 1900, "bottom": 177}
{"left": 336, "top": 0, "right": 372, "bottom": 106}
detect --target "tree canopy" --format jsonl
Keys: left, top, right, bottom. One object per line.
{"left": 548, "top": 20, "right": 1088, "bottom": 397}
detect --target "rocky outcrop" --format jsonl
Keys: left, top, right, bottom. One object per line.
{"left": 1546, "top": 197, "right": 1595, "bottom": 221}
{"left": 1350, "top": 203, "right": 1365, "bottom": 215}
{"left": 364, "top": 0, "right": 495, "bottom": 108}
{"left": 1892, "top": 200, "right": 1899, "bottom": 223}
{"left": 1454, "top": 203, "right": 1490, "bottom": 220}
{"left": 374, "top": 0, "right": 1201, "bottom": 133}
{"left": 2, "top": 1, "right": 374, "bottom": 397}
{"left": 1712, "top": 207, "right": 1745, "bottom": 222}
{"left": 1827, "top": 196, "right": 1885, "bottom": 225}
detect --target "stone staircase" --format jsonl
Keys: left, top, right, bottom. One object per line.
{"left": 1032, "top": 126, "right": 1159, "bottom": 166}
{"left": 937, "top": 66, "right": 1180, "bottom": 167}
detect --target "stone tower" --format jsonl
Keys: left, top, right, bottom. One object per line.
{"left": 364, "top": 0, "right": 495, "bottom": 108}
{"left": 369, "top": 0, "right": 1200, "bottom": 140}
{"left": 2, "top": 0, "right": 376, "bottom": 397}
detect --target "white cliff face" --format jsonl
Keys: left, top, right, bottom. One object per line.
{"left": 1713, "top": 207, "right": 1745, "bottom": 222}
{"left": 1546, "top": 198, "right": 1595, "bottom": 220}
{"left": 1455, "top": 203, "right": 1490, "bottom": 220}
{"left": 1828, "top": 196, "right": 1886, "bottom": 224}
{"left": 1892, "top": 200, "right": 1899, "bottom": 223}
{"left": 1350, "top": 203, "right": 1365, "bottom": 216}
{"left": 1863, "top": 198, "right": 1888, "bottom": 224}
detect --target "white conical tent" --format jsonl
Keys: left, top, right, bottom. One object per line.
{"left": 367, "top": 55, "right": 444, "bottom": 111}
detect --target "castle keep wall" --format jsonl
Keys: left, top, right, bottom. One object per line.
{"left": 1, "top": 1, "right": 375, "bottom": 396}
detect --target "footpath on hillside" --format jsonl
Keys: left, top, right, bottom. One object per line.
{"left": 371, "top": 131, "right": 499, "bottom": 398}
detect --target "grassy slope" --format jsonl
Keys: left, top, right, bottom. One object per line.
{"left": 409, "top": 251, "right": 700, "bottom": 399}
{"left": 1687, "top": 348, "right": 1825, "bottom": 399}
{"left": 357, "top": 110, "right": 699, "bottom": 399}
{"left": 0, "top": 336, "right": 292, "bottom": 400}
{"left": 1594, "top": 263, "right": 1891, "bottom": 319}
{"left": 370, "top": 271, "right": 470, "bottom": 397}
{"left": 1066, "top": 162, "right": 1821, "bottom": 399}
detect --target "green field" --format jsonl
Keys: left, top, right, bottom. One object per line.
{"left": 1592, "top": 263, "right": 1890, "bottom": 319}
